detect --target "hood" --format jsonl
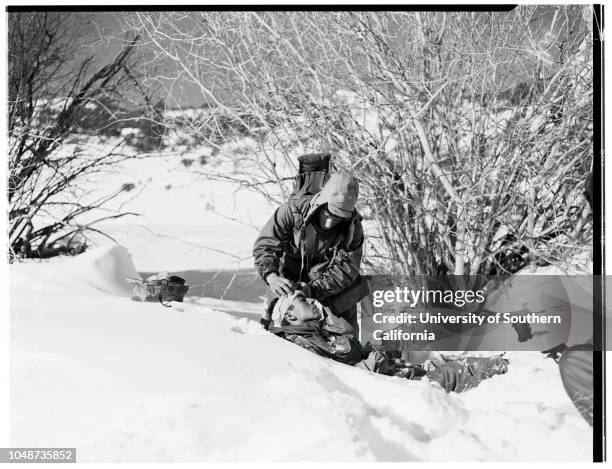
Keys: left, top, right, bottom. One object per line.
{"left": 269, "top": 308, "right": 354, "bottom": 337}
{"left": 303, "top": 173, "right": 359, "bottom": 223}
{"left": 271, "top": 291, "right": 325, "bottom": 328}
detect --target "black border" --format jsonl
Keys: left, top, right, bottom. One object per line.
{"left": 5, "top": 2, "right": 605, "bottom": 462}
{"left": 6, "top": 4, "right": 516, "bottom": 12}
{"left": 593, "top": 3, "right": 605, "bottom": 463}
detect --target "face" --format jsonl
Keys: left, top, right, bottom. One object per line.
{"left": 318, "top": 206, "right": 346, "bottom": 230}
{"left": 283, "top": 296, "right": 323, "bottom": 325}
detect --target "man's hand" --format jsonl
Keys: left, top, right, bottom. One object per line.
{"left": 266, "top": 273, "right": 295, "bottom": 297}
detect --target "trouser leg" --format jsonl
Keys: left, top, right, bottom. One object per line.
{"left": 426, "top": 362, "right": 480, "bottom": 393}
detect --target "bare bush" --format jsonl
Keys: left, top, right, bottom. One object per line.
{"left": 8, "top": 12, "right": 149, "bottom": 260}
{"left": 124, "top": 7, "right": 593, "bottom": 276}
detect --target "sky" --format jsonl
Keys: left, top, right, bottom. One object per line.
{"left": 54, "top": 12, "right": 204, "bottom": 108}
{"left": 16, "top": 6, "right": 582, "bottom": 110}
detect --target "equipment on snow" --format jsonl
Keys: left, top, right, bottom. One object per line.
{"left": 127, "top": 272, "right": 189, "bottom": 306}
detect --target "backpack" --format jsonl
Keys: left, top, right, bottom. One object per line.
{"left": 285, "top": 152, "right": 332, "bottom": 255}
{"left": 127, "top": 272, "right": 189, "bottom": 306}
{"left": 291, "top": 152, "right": 331, "bottom": 200}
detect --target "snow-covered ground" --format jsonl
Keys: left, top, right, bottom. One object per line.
{"left": 10, "top": 245, "right": 591, "bottom": 462}
{"left": 9, "top": 137, "right": 593, "bottom": 462}
{"left": 32, "top": 137, "right": 275, "bottom": 272}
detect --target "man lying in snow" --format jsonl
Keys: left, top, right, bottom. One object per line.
{"left": 264, "top": 291, "right": 509, "bottom": 392}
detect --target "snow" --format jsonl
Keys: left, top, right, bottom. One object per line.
{"left": 10, "top": 245, "right": 138, "bottom": 297}
{"left": 8, "top": 112, "right": 595, "bottom": 461}
{"left": 41, "top": 139, "right": 276, "bottom": 272}
{"left": 119, "top": 128, "right": 143, "bottom": 138}
{"left": 10, "top": 245, "right": 592, "bottom": 461}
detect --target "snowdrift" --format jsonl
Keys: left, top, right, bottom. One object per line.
{"left": 10, "top": 247, "right": 592, "bottom": 461}
{"left": 10, "top": 245, "right": 139, "bottom": 296}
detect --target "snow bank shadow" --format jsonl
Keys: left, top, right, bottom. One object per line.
{"left": 175, "top": 299, "right": 266, "bottom": 335}
{"left": 140, "top": 268, "right": 266, "bottom": 303}
{"left": 187, "top": 297, "right": 262, "bottom": 322}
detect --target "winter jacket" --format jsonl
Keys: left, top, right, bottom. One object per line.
{"left": 253, "top": 188, "right": 364, "bottom": 305}
{"left": 268, "top": 312, "right": 365, "bottom": 365}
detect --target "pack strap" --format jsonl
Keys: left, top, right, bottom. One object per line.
{"left": 158, "top": 279, "right": 172, "bottom": 307}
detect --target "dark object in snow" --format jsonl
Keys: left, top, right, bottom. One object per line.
{"left": 542, "top": 343, "right": 568, "bottom": 362}
{"left": 512, "top": 322, "right": 534, "bottom": 342}
{"left": 121, "top": 182, "right": 136, "bottom": 192}
{"left": 127, "top": 272, "right": 189, "bottom": 306}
